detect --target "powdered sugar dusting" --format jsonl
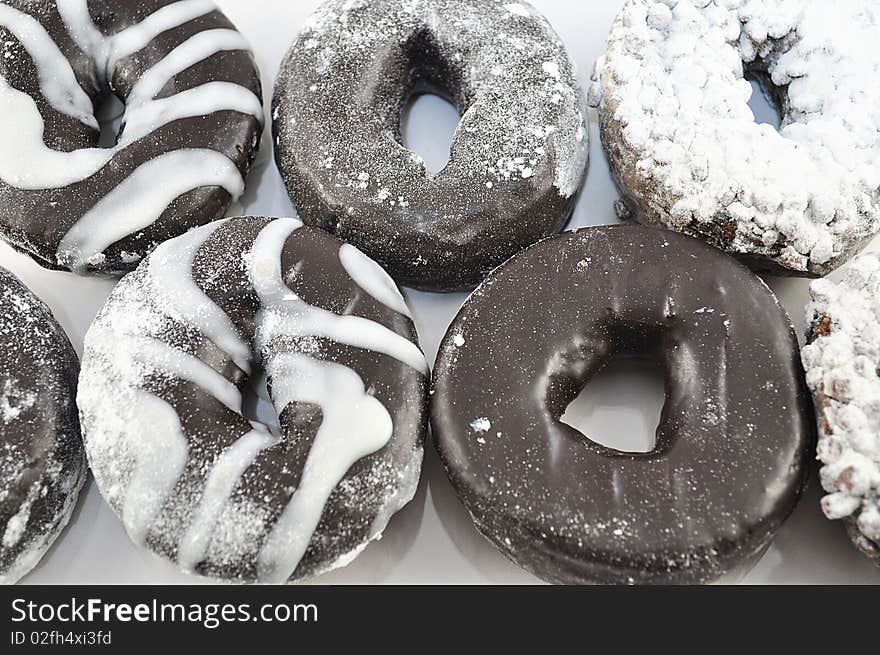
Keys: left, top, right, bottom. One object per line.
{"left": 0, "top": 380, "right": 36, "bottom": 423}
{"left": 0, "top": 1, "right": 262, "bottom": 275}
{"left": 470, "top": 417, "right": 491, "bottom": 433}
{"left": 281, "top": 0, "right": 587, "bottom": 195}
{"left": 0, "top": 269, "right": 85, "bottom": 583}
{"left": 273, "top": 0, "right": 588, "bottom": 289}
{"left": 2, "top": 479, "right": 41, "bottom": 548}
{"left": 802, "top": 253, "right": 880, "bottom": 562}
{"left": 504, "top": 3, "right": 531, "bottom": 18}
{"left": 79, "top": 218, "right": 427, "bottom": 582}
{"left": 592, "top": 0, "right": 880, "bottom": 275}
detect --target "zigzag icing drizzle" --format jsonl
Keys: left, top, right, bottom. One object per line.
{"left": 80, "top": 218, "right": 426, "bottom": 581}
{"left": 0, "top": 1, "right": 263, "bottom": 271}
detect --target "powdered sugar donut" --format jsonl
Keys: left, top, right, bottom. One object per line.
{"left": 0, "top": 268, "right": 86, "bottom": 584}
{"left": 0, "top": 0, "right": 263, "bottom": 275}
{"left": 803, "top": 254, "right": 880, "bottom": 564}
{"left": 590, "top": 0, "right": 880, "bottom": 276}
{"left": 79, "top": 216, "right": 429, "bottom": 582}
{"left": 273, "top": 0, "right": 588, "bottom": 291}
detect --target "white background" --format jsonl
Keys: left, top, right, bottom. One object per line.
{"left": 8, "top": 0, "right": 880, "bottom": 584}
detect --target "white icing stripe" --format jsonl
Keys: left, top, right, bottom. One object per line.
{"left": 148, "top": 220, "right": 252, "bottom": 373}
{"left": 107, "top": 0, "right": 219, "bottom": 67}
{"left": 249, "top": 217, "right": 304, "bottom": 278}
{"left": 122, "top": 335, "right": 244, "bottom": 413}
{"left": 0, "top": 74, "right": 261, "bottom": 189}
{"left": 178, "top": 427, "right": 276, "bottom": 572}
{"left": 122, "top": 81, "right": 263, "bottom": 143}
{"left": 0, "top": 4, "right": 97, "bottom": 128}
{"left": 5, "top": 3, "right": 262, "bottom": 267}
{"left": 339, "top": 243, "right": 412, "bottom": 318}
{"left": 56, "top": 149, "right": 245, "bottom": 273}
{"left": 54, "top": 0, "right": 104, "bottom": 62}
{"left": 127, "top": 29, "right": 251, "bottom": 108}
{"left": 249, "top": 219, "right": 428, "bottom": 374}
{"left": 0, "top": 77, "right": 112, "bottom": 189}
{"left": 56, "top": 0, "right": 259, "bottom": 138}
{"left": 122, "top": 392, "right": 189, "bottom": 544}
{"left": 269, "top": 309, "right": 428, "bottom": 374}
{"left": 244, "top": 218, "right": 424, "bottom": 582}
{"left": 256, "top": 354, "right": 393, "bottom": 583}
{"left": 57, "top": 0, "right": 218, "bottom": 77}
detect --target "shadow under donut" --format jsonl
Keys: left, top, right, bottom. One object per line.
{"left": 426, "top": 434, "right": 542, "bottom": 585}
{"left": 747, "top": 464, "right": 880, "bottom": 584}
{"left": 306, "top": 457, "right": 429, "bottom": 585}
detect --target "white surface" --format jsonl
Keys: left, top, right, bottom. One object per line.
{"left": 7, "top": 0, "right": 879, "bottom": 584}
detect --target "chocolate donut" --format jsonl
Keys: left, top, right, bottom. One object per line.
{"left": 432, "top": 226, "right": 813, "bottom": 584}
{"left": 273, "top": 0, "right": 588, "bottom": 291}
{"left": 0, "top": 268, "right": 85, "bottom": 584}
{"left": 0, "top": 0, "right": 263, "bottom": 275}
{"left": 803, "top": 254, "right": 880, "bottom": 565}
{"left": 79, "top": 216, "right": 429, "bottom": 582}
{"left": 589, "top": 0, "right": 880, "bottom": 276}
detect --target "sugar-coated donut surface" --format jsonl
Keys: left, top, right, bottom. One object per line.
{"left": 591, "top": 0, "right": 880, "bottom": 276}
{"left": 433, "top": 226, "right": 813, "bottom": 584}
{"left": 0, "top": 268, "right": 85, "bottom": 584}
{"left": 79, "top": 217, "right": 429, "bottom": 582}
{"left": 273, "top": 0, "right": 589, "bottom": 291}
{"left": 0, "top": 0, "right": 263, "bottom": 275}
{"left": 803, "top": 255, "right": 880, "bottom": 565}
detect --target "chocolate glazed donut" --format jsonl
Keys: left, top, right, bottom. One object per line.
{"left": 273, "top": 0, "right": 589, "bottom": 291}
{"left": 432, "top": 226, "right": 814, "bottom": 584}
{"left": 0, "top": 268, "right": 86, "bottom": 584}
{"left": 0, "top": 0, "right": 262, "bottom": 275}
{"left": 79, "top": 216, "right": 429, "bottom": 582}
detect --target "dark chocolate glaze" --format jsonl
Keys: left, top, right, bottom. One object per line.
{"left": 0, "top": 0, "right": 262, "bottom": 275}
{"left": 0, "top": 268, "right": 86, "bottom": 583}
{"left": 273, "top": 0, "right": 589, "bottom": 291}
{"left": 80, "top": 217, "right": 429, "bottom": 582}
{"left": 432, "top": 226, "right": 814, "bottom": 584}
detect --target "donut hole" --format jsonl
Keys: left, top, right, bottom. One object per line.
{"left": 744, "top": 69, "right": 783, "bottom": 132}
{"left": 401, "top": 93, "right": 461, "bottom": 177}
{"left": 239, "top": 363, "right": 282, "bottom": 437}
{"left": 95, "top": 92, "right": 126, "bottom": 148}
{"left": 560, "top": 356, "right": 665, "bottom": 454}
{"left": 394, "top": 29, "right": 467, "bottom": 178}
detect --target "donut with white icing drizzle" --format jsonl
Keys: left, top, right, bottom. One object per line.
{"left": 0, "top": 268, "right": 86, "bottom": 584}
{"left": 590, "top": 0, "right": 880, "bottom": 276}
{"left": 273, "top": 0, "right": 589, "bottom": 291}
{"left": 0, "top": 0, "right": 263, "bottom": 275}
{"left": 432, "top": 226, "right": 813, "bottom": 584}
{"left": 803, "top": 254, "right": 880, "bottom": 565}
{"left": 78, "top": 216, "right": 429, "bottom": 582}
